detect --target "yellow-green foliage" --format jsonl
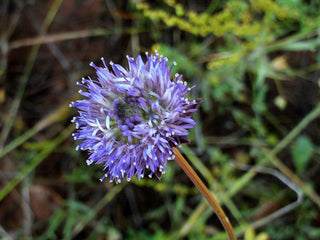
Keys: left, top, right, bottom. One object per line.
{"left": 250, "top": 0, "right": 300, "bottom": 20}
{"left": 136, "top": 0, "right": 307, "bottom": 72}
{"left": 137, "top": 0, "right": 300, "bottom": 38}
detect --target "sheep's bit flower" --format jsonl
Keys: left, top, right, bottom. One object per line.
{"left": 70, "top": 51, "right": 201, "bottom": 183}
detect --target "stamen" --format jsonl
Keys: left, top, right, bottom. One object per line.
{"left": 106, "top": 115, "right": 110, "bottom": 129}
{"left": 101, "top": 57, "right": 107, "bottom": 67}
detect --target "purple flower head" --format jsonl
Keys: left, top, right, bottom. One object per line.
{"left": 70, "top": 51, "right": 201, "bottom": 183}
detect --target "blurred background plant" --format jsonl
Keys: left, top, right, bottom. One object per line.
{"left": 1, "top": 0, "right": 320, "bottom": 239}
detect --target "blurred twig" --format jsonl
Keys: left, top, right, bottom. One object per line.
{"left": 0, "top": 1, "right": 24, "bottom": 80}
{"left": 206, "top": 136, "right": 267, "bottom": 147}
{"left": 125, "top": 185, "right": 143, "bottom": 228}
{"left": 0, "top": 225, "right": 13, "bottom": 240}
{"left": 228, "top": 103, "right": 320, "bottom": 207}
{"left": 0, "top": 100, "right": 74, "bottom": 159}
{"left": 0, "top": 124, "right": 74, "bottom": 202}
{"left": 0, "top": 0, "right": 63, "bottom": 148}
{"left": 27, "top": 11, "right": 73, "bottom": 72}
{"left": 262, "top": 148, "right": 320, "bottom": 208}
{"left": 9, "top": 27, "right": 147, "bottom": 50}
{"left": 267, "top": 27, "right": 320, "bottom": 52}
{"left": 180, "top": 145, "right": 215, "bottom": 184}
{"left": 176, "top": 202, "right": 207, "bottom": 238}
{"left": 4, "top": 0, "right": 24, "bottom": 38}
{"left": 213, "top": 164, "right": 304, "bottom": 240}
{"left": 72, "top": 184, "right": 126, "bottom": 237}
{"left": 180, "top": 145, "right": 246, "bottom": 224}
{"left": 21, "top": 178, "right": 32, "bottom": 238}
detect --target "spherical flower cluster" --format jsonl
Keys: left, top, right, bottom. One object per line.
{"left": 70, "top": 51, "right": 201, "bottom": 183}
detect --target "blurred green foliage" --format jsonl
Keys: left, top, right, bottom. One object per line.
{"left": 291, "top": 135, "right": 314, "bottom": 175}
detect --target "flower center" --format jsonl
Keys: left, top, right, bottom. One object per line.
{"left": 110, "top": 84, "right": 162, "bottom": 144}
{"left": 112, "top": 96, "right": 144, "bottom": 143}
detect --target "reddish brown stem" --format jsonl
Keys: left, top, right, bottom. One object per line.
{"left": 173, "top": 147, "right": 236, "bottom": 240}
